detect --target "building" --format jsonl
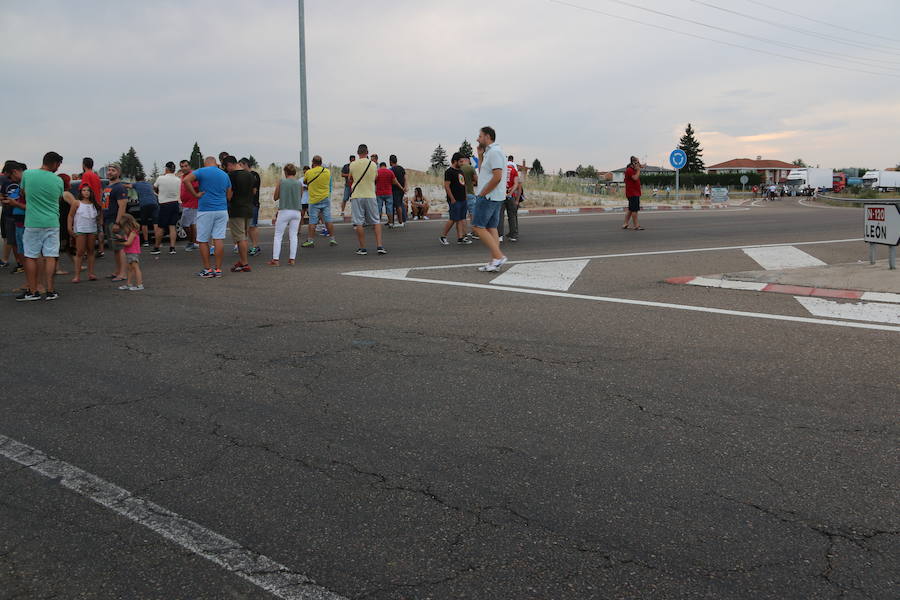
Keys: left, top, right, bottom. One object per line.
{"left": 706, "top": 158, "right": 795, "bottom": 184}
{"left": 609, "top": 165, "right": 674, "bottom": 183}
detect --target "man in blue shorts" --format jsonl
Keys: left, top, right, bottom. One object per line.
{"left": 182, "top": 156, "right": 232, "bottom": 277}
{"left": 18, "top": 152, "right": 64, "bottom": 301}
{"left": 471, "top": 127, "right": 508, "bottom": 272}
{"left": 439, "top": 153, "right": 472, "bottom": 245}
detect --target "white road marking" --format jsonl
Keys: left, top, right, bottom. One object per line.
{"left": 742, "top": 246, "right": 827, "bottom": 270}
{"left": 684, "top": 277, "right": 767, "bottom": 291}
{"left": 0, "top": 434, "right": 346, "bottom": 600}
{"left": 489, "top": 259, "right": 589, "bottom": 291}
{"left": 343, "top": 272, "right": 900, "bottom": 333}
{"left": 861, "top": 291, "right": 900, "bottom": 304}
{"left": 795, "top": 297, "right": 900, "bottom": 325}
{"left": 342, "top": 268, "right": 411, "bottom": 280}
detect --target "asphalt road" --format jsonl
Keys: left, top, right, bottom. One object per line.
{"left": 2, "top": 200, "right": 897, "bottom": 599}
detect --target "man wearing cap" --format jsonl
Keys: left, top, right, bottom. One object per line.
{"left": 17, "top": 152, "right": 64, "bottom": 301}
{"left": 101, "top": 164, "right": 130, "bottom": 279}
{"left": 153, "top": 162, "right": 182, "bottom": 255}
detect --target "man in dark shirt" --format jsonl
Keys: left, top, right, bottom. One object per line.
{"left": 0, "top": 160, "right": 26, "bottom": 269}
{"left": 440, "top": 153, "right": 471, "bottom": 245}
{"left": 239, "top": 158, "right": 262, "bottom": 255}
{"left": 340, "top": 154, "right": 355, "bottom": 217}
{"left": 225, "top": 156, "right": 255, "bottom": 272}
{"left": 102, "top": 163, "right": 130, "bottom": 279}
{"left": 389, "top": 154, "right": 408, "bottom": 226}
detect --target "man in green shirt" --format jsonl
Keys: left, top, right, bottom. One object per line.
{"left": 18, "top": 151, "right": 64, "bottom": 301}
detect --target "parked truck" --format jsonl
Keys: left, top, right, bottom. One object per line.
{"left": 786, "top": 168, "right": 833, "bottom": 195}
{"left": 862, "top": 170, "right": 900, "bottom": 192}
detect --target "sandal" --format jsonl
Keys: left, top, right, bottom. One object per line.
{"left": 111, "top": 276, "right": 126, "bottom": 282}
{"left": 288, "top": 259, "right": 295, "bottom": 266}
{"left": 267, "top": 259, "right": 279, "bottom": 266}
{"left": 621, "top": 224, "right": 629, "bottom": 230}
{"left": 88, "top": 274, "right": 98, "bottom": 281}
{"left": 634, "top": 227, "right": 645, "bottom": 230}
{"left": 71, "top": 277, "right": 81, "bottom": 283}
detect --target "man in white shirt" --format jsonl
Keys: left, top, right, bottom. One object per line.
{"left": 153, "top": 162, "right": 182, "bottom": 255}
{"left": 472, "top": 126, "right": 508, "bottom": 272}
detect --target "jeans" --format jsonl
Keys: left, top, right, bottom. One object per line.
{"left": 498, "top": 196, "right": 519, "bottom": 238}
{"left": 377, "top": 195, "right": 393, "bottom": 219}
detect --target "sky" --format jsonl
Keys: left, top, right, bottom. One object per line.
{"left": 2, "top": 0, "right": 899, "bottom": 176}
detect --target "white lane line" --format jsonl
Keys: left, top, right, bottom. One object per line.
{"left": 795, "top": 297, "right": 900, "bottom": 325}
{"left": 685, "top": 277, "right": 767, "bottom": 291}
{"left": 0, "top": 434, "right": 346, "bottom": 600}
{"left": 342, "top": 272, "right": 900, "bottom": 333}
{"left": 862, "top": 291, "right": 900, "bottom": 304}
{"left": 489, "top": 259, "right": 589, "bottom": 291}
{"left": 742, "top": 246, "right": 827, "bottom": 270}
{"left": 379, "top": 238, "right": 862, "bottom": 272}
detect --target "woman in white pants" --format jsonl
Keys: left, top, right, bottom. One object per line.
{"left": 269, "top": 164, "right": 303, "bottom": 266}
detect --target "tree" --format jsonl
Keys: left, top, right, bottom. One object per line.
{"left": 189, "top": 142, "right": 203, "bottom": 170}
{"left": 678, "top": 123, "right": 705, "bottom": 173}
{"left": 118, "top": 146, "right": 145, "bottom": 180}
{"left": 531, "top": 158, "right": 545, "bottom": 176}
{"left": 575, "top": 164, "right": 598, "bottom": 179}
{"left": 150, "top": 162, "right": 160, "bottom": 180}
{"left": 429, "top": 144, "right": 449, "bottom": 174}
{"left": 792, "top": 158, "right": 808, "bottom": 167}
{"left": 458, "top": 140, "right": 474, "bottom": 159}
{"left": 247, "top": 155, "right": 259, "bottom": 169}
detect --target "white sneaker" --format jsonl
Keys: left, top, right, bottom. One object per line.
{"left": 477, "top": 263, "right": 500, "bottom": 272}
{"left": 423, "top": 216, "right": 430, "bottom": 220}
{"left": 439, "top": 236, "right": 449, "bottom": 246}
{"left": 129, "top": 285, "right": 144, "bottom": 291}
{"left": 496, "top": 256, "right": 508, "bottom": 268}
{"left": 118, "top": 284, "right": 130, "bottom": 290}
{"left": 498, "top": 236, "right": 504, "bottom": 242}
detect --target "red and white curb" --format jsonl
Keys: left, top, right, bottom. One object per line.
{"left": 666, "top": 276, "right": 900, "bottom": 303}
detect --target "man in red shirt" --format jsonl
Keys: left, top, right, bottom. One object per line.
{"left": 498, "top": 155, "right": 521, "bottom": 242}
{"left": 374, "top": 161, "right": 402, "bottom": 226}
{"left": 623, "top": 156, "right": 644, "bottom": 230}
{"left": 79, "top": 157, "right": 103, "bottom": 250}
{"left": 179, "top": 159, "right": 200, "bottom": 250}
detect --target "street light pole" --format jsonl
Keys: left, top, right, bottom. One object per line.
{"left": 298, "top": 0, "right": 309, "bottom": 168}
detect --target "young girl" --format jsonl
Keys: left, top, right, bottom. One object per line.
{"left": 116, "top": 214, "right": 144, "bottom": 291}
{"left": 411, "top": 187, "right": 429, "bottom": 219}
{"left": 67, "top": 185, "right": 101, "bottom": 282}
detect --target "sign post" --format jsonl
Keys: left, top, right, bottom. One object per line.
{"left": 669, "top": 149, "right": 687, "bottom": 203}
{"left": 863, "top": 203, "right": 900, "bottom": 269}
{"left": 740, "top": 174, "right": 749, "bottom": 192}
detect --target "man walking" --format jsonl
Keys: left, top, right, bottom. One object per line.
{"left": 183, "top": 156, "right": 232, "bottom": 277}
{"left": 153, "top": 161, "right": 181, "bottom": 255}
{"left": 102, "top": 163, "right": 130, "bottom": 279}
{"left": 460, "top": 155, "right": 478, "bottom": 239}
{"left": 472, "top": 126, "right": 508, "bottom": 272}
{"left": 302, "top": 155, "right": 337, "bottom": 247}
{"left": 440, "top": 153, "right": 472, "bottom": 246}
{"left": 498, "top": 155, "right": 521, "bottom": 242}
{"left": 389, "top": 155, "right": 407, "bottom": 226}
{"left": 17, "top": 152, "right": 64, "bottom": 301}
{"left": 224, "top": 156, "right": 254, "bottom": 272}
{"left": 340, "top": 155, "right": 355, "bottom": 217}
{"left": 623, "top": 156, "right": 644, "bottom": 230}
{"left": 239, "top": 158, "right": 262, "bottom": 256}
{"left": 179, "top": 159, "right": 200, "bottom": 250}
{"left": 347, "top": 144, "right": 385, "bottom": 255}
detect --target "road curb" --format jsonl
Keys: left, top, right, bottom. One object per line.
{"left": 666, "top": 276, "right": 900, "bottom": 303}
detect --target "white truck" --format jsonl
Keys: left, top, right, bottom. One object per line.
{"left": 862, "top": 170, "right": 900, "bottom": 192}
{"left": 785, "top": 168, "right": 833, "bottom": 195}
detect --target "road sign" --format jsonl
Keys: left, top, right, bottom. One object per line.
{"left": 740, "top": 175, "right": 749, "bottom": 185}
{"left": 710, "top": 187, "right": 729, "bottom": 203}
{"left": 670, "top": 149, "right": 687, "bottom": 170}
{"left": 864, "top": 204, "right": 900, "bottom": 246}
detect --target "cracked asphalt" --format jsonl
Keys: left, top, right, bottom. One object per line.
{"left": 2, "top": 201, "right": 897, "bottom": 599}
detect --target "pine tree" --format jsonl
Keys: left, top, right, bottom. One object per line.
{"left": 189, "top": 142, "right": 203, "bottom": 170}
{"left": 458, "top": 140, "right": 474, "bottom": 159}
{"left": 120, "top": 147, "right": 145, "bottom": 180}
{"left": 677, "top": 123, "right": 705, "bottom": 173}
{"left": 531, "top": 158, "right": 545, "bottom": 176}
{"left": 429, "top": 144, "right": 449, "bottom": 174}
{"left": 150, "top": 162, "right": 160, "bottom": 180}
{"left": 247, "top": 155, "right": 259, "bottom": 169}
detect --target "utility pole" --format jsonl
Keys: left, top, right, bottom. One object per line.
{"left": 298, "top": 0, "right": 309, "bottom": 168}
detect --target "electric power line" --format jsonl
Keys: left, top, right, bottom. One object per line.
{"left": 744, "top": 0, "right": 900, "bottom": 47}
{"left": 548, "top": 0, "right": 900, "bottom": 79}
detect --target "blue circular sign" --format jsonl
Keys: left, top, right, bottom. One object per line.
{"left": 670, "top": 149, "right": 687, "bottom": 170}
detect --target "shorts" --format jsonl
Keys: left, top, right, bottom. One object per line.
{"left": 196, "top": 210, "right": 229, "bottom": 243}
{"left": 350, "top": 197, "right": 379, "bottom": 227}
{"left": 157, "top": 202, "right": 180, "bottom": 228}
{"left": 342, "top": 186, "right": 352, "bottom": 203}
{"left": 228, "top": 217, "right": 252, "bottom": 242}
{"left": 23, "top": 227, "right": 60, "bottom": 259}
{"left": 308, "top": 201, "right": 332, "bottom": 225}
{"left": 627, "top": 196, "right": 641, "bottom": 212}
{"left": 251, "top": 205, "right": 259, "bottom": 227}
{"left": 466, "top": 193, "right": 476, "bottom": 215}
{"left": 139, "top": 204, "right": 159, "bottom": 227}
{"left": 377, "top": 195, "right": 393, "bottom": 217}
{"left": 472, "top": 196, "right": 502, "bottom": 229}
{"left": 180, "top": 207, "right": 198, "bottom": 227}
{"left": 126, "top": 253, "right": 140, "bottom": 264}
{"left": 75, "top": 227, "right": 98, "bottom": 235}
{"left": 392, "top": 191, "right": 405, "bottom": 211}
{"left": 15, "top": 226, "right": 25, "bottom": 253}
{"left": 1, "top": 215, "right": 13, "bottom": 240}
{"left": 448, "top": 199, "right": 467, "bottom": 221}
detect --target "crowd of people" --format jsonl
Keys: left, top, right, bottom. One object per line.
{"left": 1, "top": 126, "right": 541, "bottom": 301}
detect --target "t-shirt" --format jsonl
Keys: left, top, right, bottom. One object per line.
{"left": 249, "top": 170, "right": 261, "bottom": 208}
{"left": 193, "top": 166, "right": 231, "bottom": 212}
{"left": 277, "top": 178, "right": 303, "bottom": 211}
{"left": 506, "top": 163, "right": 520, "bottom": 196}
{"left": 123, "top": 231, "right": 141, "bottom": 254}
{"left": 390, "top": 165, "right": 406, "bottom": 197}
{"left": 460, "top": 164, "right": 476, "bottom": 195}
{"left": 80, "top": 171, "right": 102, "bottom": 204}
{"left": 102, "top": 181, "right": 129, "bottom": 221}
{"left": 133, "top": 181, "right": 158, "bottom": 207}
{"left": 180, "top": 170, "right": 200, "bottom": 208}
{"left": 624, "top": 167, "right": 641, "bottom": 198}
{"left": 304, "top": 166, "right": 331, "bottom": 205}
{"left": 154, "top": 173, "right": 181, "bottom": 204}
{"left": 348, "top": 158, "right": 377, "bottom": 200}
{"left": 341, "top": 163, "right": 352, "bottom": 188}
{"left": 21, "top": 169, "right": 63, "bottom": 228}
{"left": 227, "top": 169, "right": 255, "bottom": 219}
{"left": 0, "top": 175, "right": 13, "bottom": 220}
{"left": 375, "top": 167, "right": 395, "bottom": 196}
{"left": 444, "top": 167, "right": 466, "bottom": 204}
{"left": 476, "top": 143, "right": 507, "bottom": 202}
{"left": 5, "top": 176, "right": 25, "bottom": 225}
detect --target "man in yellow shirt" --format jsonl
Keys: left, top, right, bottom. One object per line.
{"left": 301, "top": 155, "right": 337, "bottom": 248}
{"left": 347, "top": 144, "right": 385, "bottom": 255}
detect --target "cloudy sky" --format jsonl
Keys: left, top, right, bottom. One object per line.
{"left": 2, "top": 0, "right": 899, "bottom": 175}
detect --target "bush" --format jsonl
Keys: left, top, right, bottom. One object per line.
{"left": 639, "top": 172, "right": 762, "bottom": 188}
{"left": 857, "top": 187, "right": 878, "bottom": 199}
